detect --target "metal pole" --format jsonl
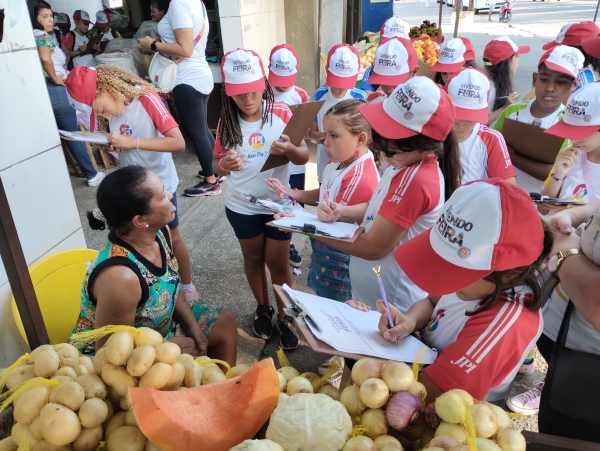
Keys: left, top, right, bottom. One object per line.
{"left": 453, "top": 0, "right": 462, "bottom": 37}
{"left": 594, "top": 0, "right": 600, "bottom": 22}
{"left": 438, "top": 0, "right": 443, "bottom": 41}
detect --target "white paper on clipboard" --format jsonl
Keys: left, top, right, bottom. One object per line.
{"left": 59, "top": 130, "right": 109, "bottom": 144}
{"left": 273, "top": 213, "right": 360, "bottom": 239}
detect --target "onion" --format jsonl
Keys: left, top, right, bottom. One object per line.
{"left": 423, "top": 403, "right": 441, "bottom": 431}
{"left": 278, "top": 367, "right": 300, "bottom": 382}
{"left": 359, "top": 378, "right": 389, "bottom": 409}
{"left": 300, "top": 372, "right": 320, "bottom": 384}
{"left": 373, "top": 435, "right": 402, "bottom": 450}
{"left": 380, "top": 445, "right": 404, "bottom": 451}
{"left": 277, "top": 371, "right": 287, "bottom": 392}
{"left": 343, "top": 436, "right": 377, "bottom": 451}
{"left": 452, "top": 389, "right": 474, "bottom": 407}
{"left": 427, "top": 436, "right": 460, "bottom": 450}
{"left": 408, "top": 381, "right": 427, "bottom": 406}
{"left": 435, "top": 392, "right": 467, "bottom": 424}
{"left": 485, "top": 403, "right": 511, "bottom": 432}
{"left": 385, "top": 391, "right": 423, "bottom": 432}
{"left": 469, "top": 404, "right": 497, "bottom": 438}
{"left": 360, "top": 409, "right": 388, "bottom": 439}
{"left": 496, "top": 428, "right": 526, "bottom": 451}
{"left": 277, "top": 393, "right": 289, "bottom": 406}
{"left": 286, "top": 376, "right": 313, "bottom": 395}
{"left": 428, "top": 449, "right": 446, "bottom": 451}
{"left": 381, "top": 361, "right": 414, "bottom": 393}
{"left": 340, "top": 385, "right": 365, "bottom": 417}
{"left": 435, "top": 423, "right": 467, "bottom": 443}
{"left": 317, "top": 384, "right": 341, "bottom": 401}
{"left": 449, "top": 446, "right": 470, "bottom": 451}
{"left": 400, "top": 418, "right": 426, "bottom": 441}
{"left": 476, "top": 438, "right": 502, "bottom": 451}
{"left": 351, "top": 358, "right": 383, "bottom": 386}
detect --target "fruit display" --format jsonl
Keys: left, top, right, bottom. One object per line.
{"left": 413, "top": 38, "right": 440, "bottom": 66}
{"left": 410, "top": 20, "right": 440, "bottom": 38}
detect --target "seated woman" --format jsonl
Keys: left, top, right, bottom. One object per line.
{"left": 69, "top": 166, "right": 237, "bottom": 366}
{"left": 348, "top": 178, "right": 553, "bottom": 403}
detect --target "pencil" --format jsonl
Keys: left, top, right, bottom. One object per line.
{"left": 372, "top": 266, "right": 398, "bottom": 346}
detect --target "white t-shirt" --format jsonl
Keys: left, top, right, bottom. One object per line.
{"left": 423, "top": 291, "right": 543, "bottom": 400}
{"left": 553, "top": 152, "right": 600, "bottom": 204}
{"left": 108, "top": 92, "right": 180, "bottom": 193}
{"left": 273, "top": 86, "right": 308, "bottom": 176}
{"left": 319, "top": 152, "right": 380, "bottom": 206}
{"left": 214, "top": 102, "right": 293, "bottom": 215}
{"left": 459, "top": 123, "right": 515, "bottom": 184}
{"left": 349, "top": 157, "right": 444, "bottom": 312}
{"left": 313, "top": 86, "right": 367, "bottom": 182}
{"left": 66, "top": 31, "right": 93, "bottom": 67}
{"left": 367, "top": 91, "right": 387, "bottom": 104}
{"left": 100, "top": 29, "right": 115, "bottom": 42}
{"left": 157, "top": 0, "right": 213, "bottom": 94}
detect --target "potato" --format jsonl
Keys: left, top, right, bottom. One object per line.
{"left": 49, "top": 382, "right": 85, "bottom": 411}
{"left": 52, "top": 367, "right": 77, "bottom": 379}
{"left": 11, "top": 423, "right": 38, "bottom": 448}
{"left": 0, "top": 437, "right": 17, "bottom": 451}
{"left": 56, "top": 348, "right": 79, "bottom": 370}
{"left": 32, "top": 439, "right": 73, "bottom": 450}
{"left": 196, "top": 356, "right": 219, "bottom": 371}
{"left": 92, "top": 348, "right": 109, "bottom": 377}
{"left": 126, "top": 346, "right": 156, "bottom": 377}
{"left": 139, "top": 363, "right": 172, "bottom": 390}
{"left": 78, "top": 357, "right": 94, "bottom": 376}
{"left": 182, "top": 360, "right": 203, "bottom": 388}
{"left": 162, "top": 361, "right": 185, "bottom": 391}
{"left": 119, "top": 396, "right": 131, "bottom": 411}
{"left": 145, "top": 441, "right": 161, "bottom": 451}
{"left": 107, "top": 386, "right": 120, "bottom": 405}
{"left": 40, "top": 403, "right": 81, "bottom": 446}
{"left": 72, "top": 426, "right": 102, "bottom": 451}
{"left": 104, "top": 399, "right": 114, "bottom": 422}
{"left": 106, "top": 426, "right": 146, "bottom": 451}
{"left": 6, "top": 364, "right": 36, "bottom": 389}
{"left": 153, "top": 342, "right": 180, "bottom": 365}
{"left": 105, "top": 412, "right": 127, "bottom": 439}
{"left": 29, "top": 345, "right": 54, "bottom": 363}
{"left": 53, "top": 343, "right": 78, "bottom": 354}
{"left": 102, "top": 364, "right": 137, "bottom": 397}
{"left": 125, "top": 409, "right": 138, "bottom": 426}
{"left": 78, "top": 398, "right": 108, "bottom": 428}
{"left": 177, "top": 354, "right": 194, "bottom": 363}
{"left": 35, "top": 349, "right": 60, "bottom": 378}
{"left": 76, "top": 375, "right": 107, "bottom": 400}
{"left": 75, "top": 365, "right": 89, "bottom": 377}
{"left": 231, "top": 364, "right": 251, "bottom": 377}
{"left": 202, "top": 369, "right": 227, "bottom": 385}
{"left": 14, "top": 385, "right": 51, "bottom": 424}
{"left": 51, "top": 376, "right": 74, "bottom": 384}
{"left": 30, "top": 417, "right": 44, "bottom": 441}
{"left": 106, "top": 332, "right": 134, "bottom": 366}
{"left": 133, "top": 328, "right": 163, "bottom": 347}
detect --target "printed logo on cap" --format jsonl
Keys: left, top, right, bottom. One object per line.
{"left": 373, "top": 39, "right": 413, "bottom": 76}
{"left": 269, "top": 47, "right": 298, "bottom": 76}
{"left": 447, "top": 68, "right": 490, "bottom": 111}
{"left": 541, "top": 45, "right": 584, "bottom": 78}
{"left": 438, "top": 38, "right": 467, "bottom": 65}
{"left": 382, "top": 17, "right": 410, "bottom": 39}
{"left": 222, "top": 49, "right": 264, "bottom": 85}
{"left": 327, "top": 45, "right": 359, "bottom": 77}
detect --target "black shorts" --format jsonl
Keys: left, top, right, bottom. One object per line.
{"left": 225, "top": 207, "right": 292, "bottom": 241}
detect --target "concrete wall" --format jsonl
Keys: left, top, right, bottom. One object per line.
{"left": 0, "top": 0, "right": 87, "bottom": 366}
{"left": 319, "top": 0, "right": 345, "bottom": 86}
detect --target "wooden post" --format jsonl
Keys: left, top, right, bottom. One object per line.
{"left": 453, "top": 0, "right": 462, "bottom": 37}
{"left": 0, "top": 176, "right": 49, "bottom": 349}
{"left": 438, "top": 0, "right": 443, "bottom": 40}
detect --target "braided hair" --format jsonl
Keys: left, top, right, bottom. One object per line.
{"left": 218, "top": 76, "right": 275, "bottom": 150}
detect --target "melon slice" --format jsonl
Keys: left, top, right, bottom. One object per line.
{"left": 129, "top": 358, "right": 279, "bottom": 451}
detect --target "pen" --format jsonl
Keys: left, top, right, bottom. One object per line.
{"left": 274, "top": 182, "right": 296, "bottom": 204}
{"left": 373, "top": 266, "right": 398, "bottom": 346}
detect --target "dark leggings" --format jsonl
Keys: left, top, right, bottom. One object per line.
{"left": 173, "top": 84, "right": 215, "bottom": 177}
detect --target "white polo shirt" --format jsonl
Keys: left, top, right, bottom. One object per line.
{"left": 273, "top": 86, "right": 309, "bottom": 176}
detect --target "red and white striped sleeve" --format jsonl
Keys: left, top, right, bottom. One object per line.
{"left": 212, "top": 121, "right": 225, "bottom": 158}
{"left": 367, "top": 91, "right": 386, "bottom": 104}
{"left": 478, "top": 126, "right": 516, "bottom": 180}
{"left": 424, "top": 293, "right": 542, "bottom": 400}
{"left": 294, "top": 87, "right": 308, "bottom": 104}
{"left": 271, "top": 102, "right": 293, "bottom": 125}
{"left": 336, "top": 159, "right": 379, "bottom": 206}
{"left": 138, "top": 93, "right": 178, "bottom": 134}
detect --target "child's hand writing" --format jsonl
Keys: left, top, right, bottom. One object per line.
{"left": 374, "top": 300, "right": 416, "bottom": 342}
{"left": 554, "top": 146, "right": 581, "bottom": 179}
{"left": 222, "top": 150, "right": 244, "bottom": 172}
{"left": 107, "top": 132, "right": 133, "bottom": 152}
{"left": 269, "top": 134, "right": 291, "bottom": 155}
{"left": 317, "top": 199, "right": 342, "bottom": 223}
{"left": 264, "top": 177, "right": 294, "bottom": 199}
{"left": 504, "top": 92, "right": 520, "bottom": 107}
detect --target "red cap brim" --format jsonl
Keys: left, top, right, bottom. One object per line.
{"left": 224, "top": 78, "right": 266, "bottom": 97}
{"left": 268, "top": 72, "right": 297, "bottom": 88}
{"left": 326, "top": 71, "right": 358, "bottom": 90}
{"left": 542, "top": 41, "right": 558, "bottom": 51}
{"left": 582, "top": 37, "right": 600, "bottom": 58}
{"left": 544, "top": 61, "right": 577, "bottom": 78}
{"left": 545, "top": 119, "right": 600, "bottom": 140}
{"left": 454, "top": 106, "right": 489, "bottom": 124}
{"left": 517, "top": 45, "right": 530, "bottom": 54}
{"left": 357, "top": 102, "right": 419, "bottom": 139}
{"left": 81, "top": 20, "right": 91, "bottom": 25}
{"left": 430, "top": 61, "right": 465, "bottom": 73}
{"left": 394, "top": 228, "right": 492, "bottom": 296}
{"left": 368, "top": 71, "right": 409, "bottom": 86}
{"left": 94, "top": 22, "right": 109, "bottom": 28}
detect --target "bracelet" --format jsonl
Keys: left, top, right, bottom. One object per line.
{"left": 293, "top": 188, "right": 300, "bottom": 204}
{"left": 550, "top": 173, "right": 566, "bottom": 182}
{"left": 136, "top": 138, "right": 140, "bottom": 150}
{"left": 219, "top": 158, "right": 227, "bottom": 172}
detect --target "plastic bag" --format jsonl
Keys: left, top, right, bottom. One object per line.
{"left": 93, "top": 53, "right": 139, "bottom": 77}
{"left": 135, "top": 20, "right": 158, "bottom": 39}
{"left": 104, "top": 38, "right": 148, "bottom": 78}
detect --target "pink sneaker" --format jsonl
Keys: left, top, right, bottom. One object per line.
{"left": 505, "top": 381, "right": 545, "bottom": 415}
{"left": 518, "top": 361, "right": 535, "bottom": 375}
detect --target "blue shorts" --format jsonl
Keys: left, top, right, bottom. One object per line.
{"left": 168, "top": 192, "right": 179, "bottom": 229}
{"left": 225, "top": 207, "right": 292, "bottom": 241}
{"left": 307, "top": 238, "right": 352, "bottom": 302}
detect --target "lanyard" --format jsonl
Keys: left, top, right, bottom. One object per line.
{"left": 581, "top": 152, "right": 596, "bottom": 202}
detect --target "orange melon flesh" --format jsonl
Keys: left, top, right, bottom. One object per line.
{"left": 129, "top": 358, "right": 279, "bottom": 451}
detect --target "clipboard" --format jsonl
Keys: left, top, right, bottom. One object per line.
{"left": 260, "top": 100, "right": 325, "bottom": 172}
{"left": 415, "top": 59, "right": 436, "bottom": 81}
{"left": 501, "top": 118, "right": 566, "bottom": 163}
{"left": 534, "top": 201, "right": 588, "bottom": 211}
{"left": 267, "top": 221, "right": 363, "bottom": 243}
{"left": 59, "top": 130, "right": 109, "bottom": 145}
{"left": 233, "top": 194, "right": 289, "bottom": 214}
{"left": 79, "top": 34, "right": 103, "bottom": 56}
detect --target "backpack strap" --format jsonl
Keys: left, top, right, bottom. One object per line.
{"left": 66, "top": 31, "right": 76, "bottom": 51}
{"left": 175, "top": 1, "right": 206, "bottom": 65}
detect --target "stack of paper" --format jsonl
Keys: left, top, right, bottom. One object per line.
{"left": 273, "top": 211, "right": 360, "bottom": 239}
{"left": 242, "top": 197, "right": 295, "bottom": 213}
{"left": 59, "top": 130, "right": 109, "bottom": 144}
{"left": 283, "top": 285, "right": 438, "bottom": 364}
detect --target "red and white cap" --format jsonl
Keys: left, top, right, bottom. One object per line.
{"left": 358, "top": 76, "right": 455, "bottom": 141}
{"left": 326, "top": 44, "right": 360, "bottom": 90}
{"left": 545, "top": 82, "right": 600, "bottom": 140}
{"left": 93, "top": 11, "right": 110, "bottom": 28}
{"left": 64, "top": 66, "right": 98, "bottom": 132}
{"left": 380, "top": 17, "right": 410, "bottom": 44}
{"left": 539, "top": 45, "right": 584, "bottom": 79}
{"left": 483, "top": 36, "right": 529, "bottom": 65}
{"left": 430, "top": 37, "right": 475, "bottom": 73}
{"left": 444, "top": 67, "right": 491, "bottom": 123}
{"left": 582, "top": 36, "right": 600, "bottom": 58}
{"left": 394, "top": 178, "right": 544, "bottom": 296}
{"left": 73, "top": 10, "right": 91, "bottom": 25}
{"left": 221, "top": 49, "right": 266, "bottom": 96}
{"left": 368, "top": 37, "right": 418, "bottom": 86}
{"left": 268, "top": 44, "right": 298, "bottom": 88}
{"left": 543, "top": 22, "right": 600, "bottom": 51}
{"left": 54, "top": 13, "right": 70, "bottom": 27}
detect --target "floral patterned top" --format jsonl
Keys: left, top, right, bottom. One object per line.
{"left": 34, "top": 30, "right": 68, "bottom": 79}
{"left": 70, "top": 228, "right": 181, "bottom": 354}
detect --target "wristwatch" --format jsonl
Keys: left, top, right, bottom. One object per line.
{"left": 151, "top": 42, "right": 157, "bottom": 52}
{"left": 549, "top": 248, "right": 581, "bottom": 278}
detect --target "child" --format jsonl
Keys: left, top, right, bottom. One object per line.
{"left": 65, "top": 10, "right": 94, "bottom": 67}
{"left": 212, "top": 49, "right": 309, "bottom": 349}
{"left": 444, "top": 67, "right": 516, "bottom": 184}
{"left": 484, "top": 36, "right": 530, "bottom": 125}
{"left": 267, "top": 44, "right": 308, "bottom": 267}
{"left": 348, "top": 179, "right": 553, "bottom": 402}
{"left": 361, "top": 17, "right": 411, "bottom": 94}
{"left": 265, "top": 99, "right": 380, "bottom": 302}
{"left": 90, "top": 10, "right": 122, "bottom": 41}
{"left": 53, "top": 12, "right": 70, "bottom": 44}
{"left": 430, "top": 36, "right": 477, "bottom": 86}
{"left": 365, "top": 37, "right": 418, "bottom": 104}
{"left": 310, "top": 44, "right": 367, "bottom": 183}
{"left": 64, "top": 65, "right": 201, "bottom": 303}
{"left": 493, "top": 45, "right": 582, "bottom": 195}
{"left": 311, "top": 77, "right": 461, "bottom": 312}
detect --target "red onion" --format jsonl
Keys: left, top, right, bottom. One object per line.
{"left": 423, "top": 402, "right": 441, "bottom": 431}
{"left": 385, "top": 391, "right": 423, "bottom": 432}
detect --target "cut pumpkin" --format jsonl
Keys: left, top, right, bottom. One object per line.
{"left": 129, "top": 358, "right": 280, "bottom": 451}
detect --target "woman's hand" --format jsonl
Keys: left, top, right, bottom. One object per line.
{"left": 317, "top": 199, "right": 342, "bottom": 223}
{"left": 221, "top": 150, "right": 244, "bottom": 172}
{"left": 555, "top": 146, "right": 581, "bottom": 179}
{"left": 374, "top": 300, "right": 416, "bottom": 342}
{"left": 274, "top": 210, "right": 296, "bottom": 220}
{"left": 186, "top": 326, "right": 208, "bottom": 356}
{"left": 269, "top": 134, "right": 291, "bottom": 156}
{"left": 137, "top": 36, "right": 154, "bottom": 52}
{"left": 264, "top": 177, "right": 294, "bottom": 199}
{"left": 107, "top": 132, "right": 134, "bottom": 152}
{"left": 504, "top": 92, "right": 520, "bottom": 107}
{"left": 167, "top": 336, "right": 202, "bottom": 357}
{"left": 54, "top": 74, "right": 66, "bottom": 86}
{"left": 346, "top": 300, "right": 371, "bottom": 312}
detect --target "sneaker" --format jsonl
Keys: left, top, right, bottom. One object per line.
{"left": 277, "top": 315, "right": 299, "bottom": 350}
{"left": 506, "top": 381, "right": 545, "bottom": 415}
{"left": 87, "top": 171, "right": 105, "bottom": 187}
{"left": 518, "top": 361, "right": 535, "bottom": 375}
{"left": 184, "top": 181, "right": 221, "bottom": 197}
{"left": 198, "top": 171, "right": 226, "bottom": 183}
{"left": 289, "top": 244, "right": 302, "bottom": 268}
{"left": 253, "top": 305, "right": 274, "bottom": 340}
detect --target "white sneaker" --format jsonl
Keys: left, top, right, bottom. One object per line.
{"left": 505, "top": 380, "right": 545, "bottom": 415}
{"left": 87, "top": 172, "right": 105, "bottom": 187}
